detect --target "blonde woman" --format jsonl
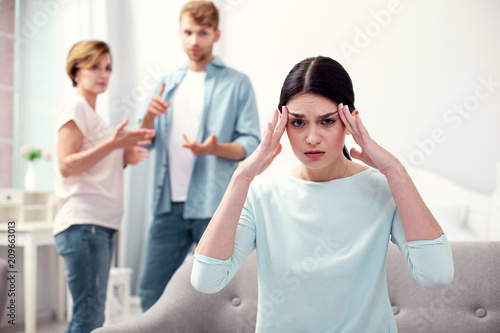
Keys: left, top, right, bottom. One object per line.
{"left": 54, "top": 40, "right": 154, "bottom": 333}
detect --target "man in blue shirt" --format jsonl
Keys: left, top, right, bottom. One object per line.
{"left": 137, "top": 1, "right": 260, "bottom": 311}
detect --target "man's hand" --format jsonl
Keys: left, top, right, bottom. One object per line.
{"left": 182, "top": 133, "right": 218, "bottom": 156}
{"left": 140, "top": 82, "right": 169, "bottom": 129}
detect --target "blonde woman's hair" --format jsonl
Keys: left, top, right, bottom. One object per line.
{"left": 180, "top": 1, "right": 219, "bottom": 30}
{"left": 66, "top": 40, "right": 111, "bottom": 87}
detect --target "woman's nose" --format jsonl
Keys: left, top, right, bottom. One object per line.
{"left": 306, "top": 127, "right": 321, "bottom": 144}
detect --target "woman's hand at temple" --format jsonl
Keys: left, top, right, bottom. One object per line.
{"left": 237, "top": 106, "right": 288, "bottom": 182}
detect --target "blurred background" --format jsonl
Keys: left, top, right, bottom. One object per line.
{"left": 1, "top": 0, "right": 499, "bottom": 329}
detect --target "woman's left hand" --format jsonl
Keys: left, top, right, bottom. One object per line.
{"left": 124, "top": 146, "right": 149, "bottom": 165}
{"left": 338, "top": 103, "right": 400, "bottom": 175}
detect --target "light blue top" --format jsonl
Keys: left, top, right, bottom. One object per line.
{"left": 139, "top": 56, "right": 260, "bottom": 218}
{"left": 191, "top": 168, "right": 454, "bottom": 332}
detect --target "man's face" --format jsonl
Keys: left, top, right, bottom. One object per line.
{"left": 179, "top": 14, "right": 220, "bottom": 64}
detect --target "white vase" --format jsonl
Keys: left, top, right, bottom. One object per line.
{"left": 24, "top": 162, "right": 38, "bottom": 191}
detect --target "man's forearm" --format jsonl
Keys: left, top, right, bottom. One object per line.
{"left": 139, "top": 113, "right": 156, "bottom": 129}
{"left": 212, "top": 142, "right": 245, "bottom": 161}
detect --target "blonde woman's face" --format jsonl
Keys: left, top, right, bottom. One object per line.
{"left": 74, "top": 53, "right": 112, "bottom": 96}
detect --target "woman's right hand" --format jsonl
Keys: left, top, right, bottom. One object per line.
{"left": 237, "top": 106, "right": 288, "bottom": 182}
{"left": 111, "top": 119, "right": 156, "bottom": 148}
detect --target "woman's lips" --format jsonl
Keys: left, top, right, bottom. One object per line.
{"left": 304, "top": 151, "right": 325, "bottom": 159}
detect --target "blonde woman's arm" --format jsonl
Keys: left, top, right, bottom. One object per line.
{"left": 58, "top": 119, "right": 155, "bottom": 177}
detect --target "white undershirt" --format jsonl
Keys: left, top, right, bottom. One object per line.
{"left": 168, "top": 69, "right": 206, "bottom": 202}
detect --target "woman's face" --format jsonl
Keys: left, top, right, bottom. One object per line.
{"left": 286, "top": 93, "right": 347, "bottom": 173}
{"left": 75, "top": 53, "right": 112, "bottom": 97}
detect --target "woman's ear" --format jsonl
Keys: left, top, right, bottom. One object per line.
{"left": 345, "top": 109, "right": 359, "bottom": 135}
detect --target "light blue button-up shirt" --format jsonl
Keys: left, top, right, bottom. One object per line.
{"left": 139, "top": 57, "right": 260, "bottom": 218}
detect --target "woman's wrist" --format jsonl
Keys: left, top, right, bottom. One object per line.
{"left": 233, "top": 166, "right": 256, "bottom": 185}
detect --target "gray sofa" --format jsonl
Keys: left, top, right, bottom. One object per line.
{"left": 94, "top": 242, "right": 500, "bottom": 333}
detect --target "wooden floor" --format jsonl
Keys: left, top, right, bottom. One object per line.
{"left": 1, "top": 319, "right": 68, "bottom": 333}
{"left": 1, "top": 297, "right": 142, "bottom": 333}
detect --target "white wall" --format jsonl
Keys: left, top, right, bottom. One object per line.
{"left": 219, "top": 0, "right": 500, "bottom": 194}
{"left": 19, "top": 1, "right": 500, "bottom": 194}
{"left": 6, "top": 0, "right": 500, "bottom": 326}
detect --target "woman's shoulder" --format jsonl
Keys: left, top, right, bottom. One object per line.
{"left": 61, "top": 93, "right": 86, "bottom": 107}
{"left": 56, "top": 94, "right": 94, "bottom": 131}
{"left": 58, "top": 94, "right": 89, "bottom": 115}
{"left": 249, "top": 173, "right": 290, "bottom": 195}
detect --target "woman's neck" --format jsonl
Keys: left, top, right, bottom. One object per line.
{"left": 295, "top": 157, "right": 352, "bottom": 182}
{"left": 76, "top": 89, "right": 97, "bottom": 110}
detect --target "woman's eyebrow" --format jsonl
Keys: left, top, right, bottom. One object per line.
{"left": 288, "top": 111, "right": 305, "bottom": 118}
{"left": 317, "top": 111, "right": 338, "bottom": 119}
{"left": 288, "top": 111, "right": 338, "bottom": 119}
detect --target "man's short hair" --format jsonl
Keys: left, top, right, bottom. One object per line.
{"left": 180, "top": 1, "right": 219, "bottom": 30}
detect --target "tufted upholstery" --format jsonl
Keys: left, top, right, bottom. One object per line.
{"left": 93, "top": 242, "right": 500, "bottom": 333}
{"left": 387, "top": 241, "right": 500, "bottom": 333}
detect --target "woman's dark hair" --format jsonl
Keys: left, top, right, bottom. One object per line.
{"left": 278, "top": 56, "right": 355, "bottom": 160}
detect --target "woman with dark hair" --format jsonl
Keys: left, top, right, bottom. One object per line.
{"left": 191, "top": 56, "right": 453, "bottom": 332}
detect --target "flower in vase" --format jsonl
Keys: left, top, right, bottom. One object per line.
{"left": 20, "top": 145, "right": 51, "bottom": 162}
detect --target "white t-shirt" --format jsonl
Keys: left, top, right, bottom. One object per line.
{"left": 168, "top": 70, "right": 206, "bottom": 202}
{"left": 53, "top": 94, "right": 124, "bottom": 235}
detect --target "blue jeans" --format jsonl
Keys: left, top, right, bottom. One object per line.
{"left": 139, "top": 202, "right": 210, "bottom": 311}
{"left": 55, "top": 224, "right": 115, "bottom": 333}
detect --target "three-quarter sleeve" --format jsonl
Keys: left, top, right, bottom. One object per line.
{"left": 191, "top": 204, "right": 257, "bottom": 293}
{"left": 390, "top": 209, "right": 454, "bottom": 289}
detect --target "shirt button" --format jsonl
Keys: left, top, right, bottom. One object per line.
{"left": 231, "top": 297, "right": 241, "bottom": 306}
{"left": 475, "top": 308, "right": 487, "bottom": 318}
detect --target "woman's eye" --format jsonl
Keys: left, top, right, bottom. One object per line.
{"left": 92, "top": 65, "right": 98, "bottom": 70}
{"left": 322, "top": 119, "right": 335, "bottom": 125}
{"left": 106, "top": 66, "right": 112, "bottom": 72}
{"left": 291, "top": 120, "right": 305, "bottom": 127}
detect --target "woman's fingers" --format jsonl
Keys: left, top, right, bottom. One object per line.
{"left": 268, "top": 107, "right": 287, "bottom": 152}
{"left": 338, "top": 103, "right": 356, "bottom": 134}
{"left": 136, "top": 140, "right": 152, "bottom": 146}
{"left": 259, "top": 121, "right": 274, "bottom": 153}
{"left": 354, "top": 111, "right": 370, "bottom": 138}
{"left": 338, "top": 103, "right": 371, "bottom": 148}
{"left": 115, "top": 118, "right": 129, "bottom": 132}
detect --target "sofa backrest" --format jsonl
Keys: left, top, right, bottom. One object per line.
{"left": 93, "top": 242, "right": 500, "bottom": 333}
{"left": 387, "top": 241, "right": 500, "bottom": 333}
